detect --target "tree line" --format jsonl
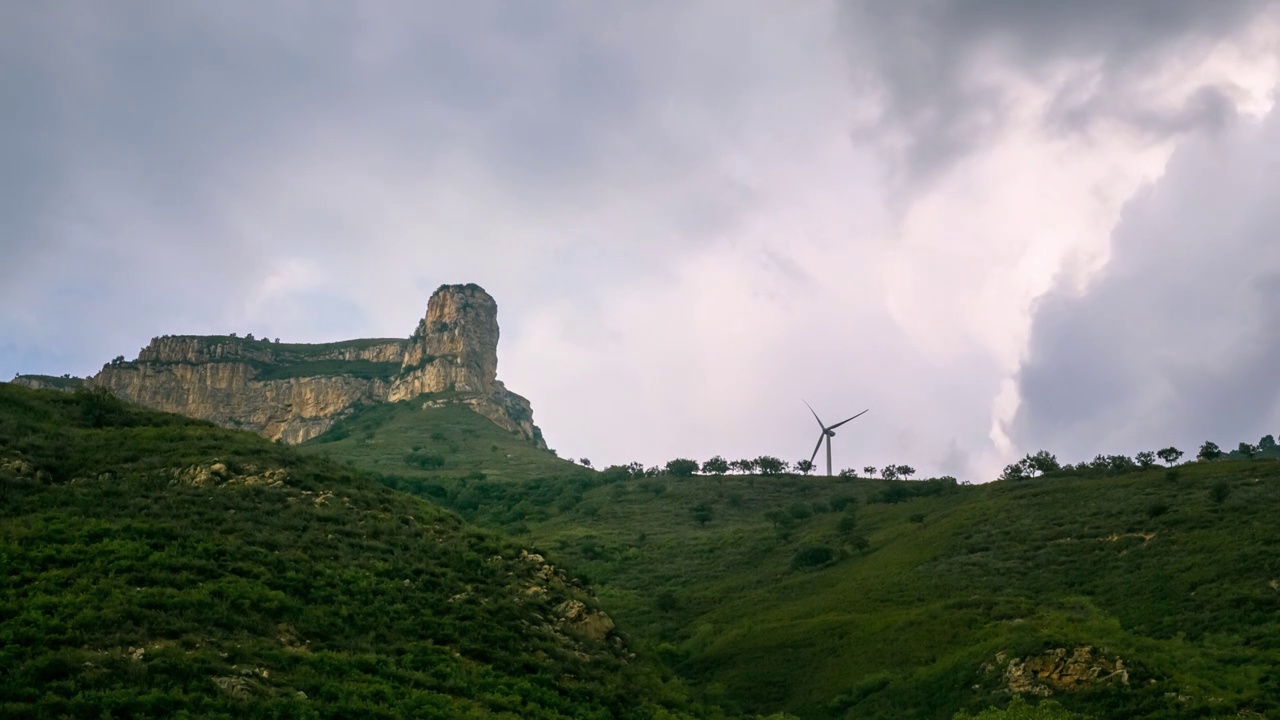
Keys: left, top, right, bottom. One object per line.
{"left": 579, "top": 455, "right": 925, "bottom": 481}
{"left": 1000, "top": 434, "right": 1280, "bottom": 481}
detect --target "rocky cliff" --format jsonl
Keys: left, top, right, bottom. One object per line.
{"left": 42, "top": 284, "right": 546, "bottom": 447}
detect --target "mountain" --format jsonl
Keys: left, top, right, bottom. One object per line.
{"left": 13, "top": 283, "right": 545, "bottom": 448}
{"left": 0, "top": 384, "right": 723, "bottom": 719}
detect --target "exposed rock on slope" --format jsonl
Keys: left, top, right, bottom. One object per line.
{"left": 32, "top": 284, "right": 545, "bottom": 447}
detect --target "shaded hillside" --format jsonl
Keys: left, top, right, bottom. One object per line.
{"left": 374, "top": 451, "right": 1280, "bottom": 719}
{"left": 0, "top": 385, "right": 722, "bottom": 719}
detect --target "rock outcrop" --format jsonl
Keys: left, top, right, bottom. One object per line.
{"left": 989, "top": 646, "right": 1130, "bottom": 697}
{"left": 25, "top": 284, "right": 545, "bottom": 447}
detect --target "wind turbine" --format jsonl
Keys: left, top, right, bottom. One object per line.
{"left": 804, "top": 400, "right": 869, "bottom": 477}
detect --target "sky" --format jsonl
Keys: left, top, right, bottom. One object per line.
{"left": 3, "top": 1, "right": 1280, "bottom": 481}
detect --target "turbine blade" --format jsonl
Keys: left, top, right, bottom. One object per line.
{"left": 809, "top": 433, "right": 825, "bottom": 465}
{"left": 803, "top": 399, "right": 826, "bottom": 430}
{"left": 827, "top": 409, "right": 869, "bottom": 430}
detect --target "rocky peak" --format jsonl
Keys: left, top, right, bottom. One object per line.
{"left": 18, "top": 283, "right": 547, "bottom": 448}
{"left": 402, "top": 284, "right": 499, "bottom": 394}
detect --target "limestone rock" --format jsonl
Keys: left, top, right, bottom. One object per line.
{"left": 26, "top": 283, "right": 546, "bottom": 448}
{"left": 555, "top": 599, "right": 616, "bottom": 642}
{"left": 997, "top": 646, "right": 1129, "bottom": 696}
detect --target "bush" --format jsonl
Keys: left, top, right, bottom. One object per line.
{"left": 830, "top": 495, "right": 857, "bottom": 512}
{"left": 1210, "top": 482, "right": 1230, "bottom": 504}
{"left": 909, "top": 513, "right": 926, "bottom": 524}
{"left": 791, "top": 546, "right": 835, "bottom": 571}
{"left": 837, "top": 513, "right": 858, "bottom": 535}
{"left": 404, "top": 452, "right": 446, "bottom": 470}
{"left": 787, "top": 502, "right": 813, "bottom": 520}
{"left": 691, "top": 502, "right": 713, "bottom": 527}
{"left": 1146, "top": 502, "right": 1168, "bottom": 518}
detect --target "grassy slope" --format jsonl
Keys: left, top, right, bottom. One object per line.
{"left": 358, "top": 446, "right": 1280, "bottom": 720}
{"left": 299, "top": 395, "right": 589, "bottom": 485}
{"left": 560, "top": 467, "right": 1280, "bottom": 719}
{"left": 0, "top": 385, "right": 722, "bottom": 719}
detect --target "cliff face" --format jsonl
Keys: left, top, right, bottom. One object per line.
{"left": 78, "top": 284, "right": 545, "bottom": 447}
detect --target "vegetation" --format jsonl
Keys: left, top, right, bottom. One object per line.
{"left": 12, "top": 375, "right": 1280, "bottom": 719}
{"left": 367, "top": 429, "right": 1280, "bottom": 719}
{"left": 0, "top": 385, "right": 726, "bottom": 719}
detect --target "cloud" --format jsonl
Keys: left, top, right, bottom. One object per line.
{"left": 839, "top": 0, "right": 1278, "bottom": 190}
{"left": 2, "top": 2, "right": 1279, "bottom": 481}
{"left": 1010, "top": 104, "right": 1280, "bottom": 462}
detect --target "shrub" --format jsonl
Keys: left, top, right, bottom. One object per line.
{"left": 830, "top": 495, "right": 857, "bottom": 512}
{"left": 690, "top": 502, "right": 713, "bottom": 527}
{"left": 1145, "top": 503, "right": 1168, "bottom": 518}
{"left": 791, "top": 546, "right": 835, "bottom": 571}
{"left": 910, "top": 513, "right": 926, "bottom": 524}
{"left": 837, "top": 513, "right": 858, "bottom": 535}
{"left": 1210, "top": 482, "right": 1230, "bottom": 504}
{"left": 787, "top": 502, "right": 813, "bottom": 520}
{"left": 655, "top": 590, "right": 679, "bottom": 612}
{"left": 404, "top": 452, "right": 445, "bottom": 470}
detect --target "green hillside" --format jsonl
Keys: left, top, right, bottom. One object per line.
{"left": 362, "top": 447, "right": 1280, "bottom": 719}
{"left": 0, "top": 385, "right": 725, "bottom": 719}
{"left": 300, "top": 394, "right": 590, "bottom": 485}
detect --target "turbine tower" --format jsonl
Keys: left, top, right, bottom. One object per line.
{"left": 805, "top": 400, "right": 869, "bottom": 477}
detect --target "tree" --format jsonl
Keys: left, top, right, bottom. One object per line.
{"left": 1198, "top": 441, "right": 1222, "bottom": 461}
{"left": 1261, "top": 434, "right": 1278, "bottom": 454}
{"left": 1237, "top": 442, "right": 1257, "bottom": 459}
{"left": 755, "top": 456, "right": 788, "bottom": 475}
{"left": 1135, "top": 450, "right": 1157, "bottom": 469}
{"left": 578, "top": 458, "right": 593, "bottom": 468}
{"left": 1024, "top": 450, "right": 1061, "bottom": 476}
{"left": 701, "top": 455, "right": 730, "bottom": 475}
{"left": 999, "top": 461, "right": 1027, "bottom": 482}
{"left": 795, "top": 459, "right": 815, "bottom": 476}
{"left": 863, "top": 466, "right": 877, "bottom": 477}
{"left": 880, "top": 466, "right": 899, "bottom": 481}
{"left": 1106, "top": 454, "right": 1137, "bottom": 474}
{"left": 730, "top": 458, "right": 757, "bottom": 475}
{"left": 895, "top": 464, "right": 916, "bottom": 480}
{"left": 838, "top": 468, "right": 858, "bottom": 478}
{"left": 1156, "top": 446, "right": 1184, "bottom": 466}
{"left": 664, "top": 458, "right": 699, "bottom": 477}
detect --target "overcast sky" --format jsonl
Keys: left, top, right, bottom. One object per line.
{"left": 4, "top": 2, "right": 1280, "bottom": 481}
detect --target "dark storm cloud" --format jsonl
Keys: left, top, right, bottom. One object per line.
{"left": 1011, "top": 107, "right": 1280, "bottom": 461}
{"left": 841, "top": 0, "right": 1274, "bottom": 188}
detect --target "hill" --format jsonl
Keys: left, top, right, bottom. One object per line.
{"left": 368, "top": 452, "right": 1280, "bottom": 719}
{"left": 0, "top": 384, "right": 730, "bottom": 719}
